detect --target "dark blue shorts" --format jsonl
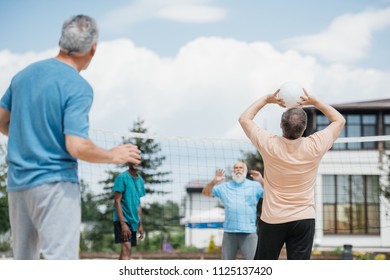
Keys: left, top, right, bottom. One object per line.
{"left": 114, "top": 221, "right": 137, "bottom": 246}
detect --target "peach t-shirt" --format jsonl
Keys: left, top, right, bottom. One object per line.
{"left": 249, "top": 125, "right": 335, "bottom": 224}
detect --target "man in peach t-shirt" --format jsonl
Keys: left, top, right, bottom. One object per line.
{"left": 239, "top": 88, "right": 345, "bottom": 260}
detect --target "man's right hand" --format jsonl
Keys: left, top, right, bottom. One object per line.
{"left": 110, "top": 144, "right": 141, "bottom": 165}
{"left": 214, "top": 168, "right": 225, "bottom": 184}
{"left": 267, "top": 89, "right": 286, "bottom": 108}
{"left": 121, "top": 222, "right": 132, "bottom": 241}
{"left": 298, "top": 88, "right": 317, "bottom": 107}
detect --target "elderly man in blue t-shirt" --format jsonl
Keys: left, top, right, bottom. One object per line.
{"left": 202, "top": 161, "right": 264, "bottom": 260}
{"left": 0, "top": 15, "right": 141, "bottom": 260}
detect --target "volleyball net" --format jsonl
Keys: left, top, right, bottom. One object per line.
{"left": 1, "top": 131, "right": 390, "bottom": 249}
{"left": 82, "top": 131, "right": 390, "bottom": 244}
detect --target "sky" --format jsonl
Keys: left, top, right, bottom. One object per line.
{"left": 1, "top": 0, "right": 390, "bottom": 139}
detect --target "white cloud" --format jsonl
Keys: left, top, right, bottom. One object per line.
{"left": 83, "top": 37, "right": 389, "bottom": 138}
{"left": 101, "top": 0, "right": 227, "bottom": 32}
{"left": 1, "top": 37, "right": 390, "bottom": 140}
{"left": 283, "top": 8, "right": 390, "bottom": 64}
{"left": 0, "top": 49, "right": 56, "bottom": 84}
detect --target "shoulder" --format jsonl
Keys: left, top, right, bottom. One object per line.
{"left": 138, "top": 175, "right": 145, "bottom": 183}
{"left": 216, "top": 181, "right": 229, "bottom": 188}
{"left": 115, "top": 171, "right": 128, "bottom": 180}
{"left": 250, "top": 125, "right": 273, "bottom": 138}
{"left": 212, "top": 182, "right": 228, "bottom": 194}
{"left": 244, "top": 179, "right": 261, "bottom": 188}
{"left": 48, "top": 58, "right": 93, "bottom": 91}
{"left": 250, "top": 126, "right": 277, "bottom": 147}
{"left": 244, "top": 179, "right": 263, "bottom": 193}
{"left": 12, "top": 59, "right": 48, "bottom": 79}
{"left": 307, "top": 128, "right": 335, "bottom": 150}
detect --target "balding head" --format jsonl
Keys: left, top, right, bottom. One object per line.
{"left": 281, "top": 107, "right": 307, "bottom": 139}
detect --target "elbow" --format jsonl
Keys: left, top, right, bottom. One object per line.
{"left": 238, "top": 116, "right": 247, "bottom": 127}
{"left": 341, "top": 116, "right": 346, "bottom": 127}
{"left": 65, "top": 135, "right": 90, "bottom": 159}
{"left": 336, "top": 113, "right": 346, "bottom": 127}
{"left": 0, "top": 122, "right": 9, "bottom": 136}
{"left": 201, "top": 188, "right": 210, "bottom": 197}
{"left": 66, "top": 135, "right": 79, "bottom": 158}
{"left": 0, "top": 127, "right": 8, "bottom": 136}
{"left": 66, "top": 143, "right": 81, "bottom": 159}
{"left": 337, "top": 116, "right": 346, "bottom": 131}
{"left": 114, "top": 195, "right": 123, "bottom": 207}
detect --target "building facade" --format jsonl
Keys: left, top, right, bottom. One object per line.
{"left": 181, "top": 180, "right": 224, "bottom": 249}
{"left": 304, "top": 99, "right": 390, "bottom": 251}
{"left": 182, "top": 99, "right": 390, "bottom": 252}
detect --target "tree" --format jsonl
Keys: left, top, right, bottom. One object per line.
{"left": 87, "top": 117, "right": 173, "bottom": 252}
{"left": 0, "top": 146, "right": 9, "bottom": 236}
{"left": 120, "top": 117, "right": 171, "bottom": 189}
{"left": 136, "top": 200, "right": 183, "bottom": 252}
{"left": 0, "top": 146, "right": 11, "bottom": 252}
{"left": 380, "top": 153, "right": 390, "bottom": 200}
{"left": 79, "top": 179, "right": 101, "bottom": 252}
{"left": 80, "top": 179, "right": 101, "bottom": 222}
{"left": 241, "top": 149, "right": 264, "bottom": 174}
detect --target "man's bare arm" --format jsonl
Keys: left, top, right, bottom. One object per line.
{"left": 299, "top": 89, "right": 345, "bottom": 140}
{"left": 66, "top": 134, "right": 141, "bottom": 165}
{"left": 202, "top": 169, "right": 225, "bottom": 197}
{"left": 239, "top": 90, "right": 284, "bottom": 139}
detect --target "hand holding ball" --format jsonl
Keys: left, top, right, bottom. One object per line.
{"left": 278, "top": 81, "right": 304, "bottom": 108}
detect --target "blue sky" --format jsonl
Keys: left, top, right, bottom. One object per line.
{"left": 1, "top": 0, "right": 390, "bottom": 137}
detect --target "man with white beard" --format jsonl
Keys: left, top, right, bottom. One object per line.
{"left": 202, "top": 161, "right": 264, "bottom": 260}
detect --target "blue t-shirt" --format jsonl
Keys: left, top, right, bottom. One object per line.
{"left": 212, "top": 179, "right": 263, "bottom": 233}
{"left": 0, "top": 58, "right": 93, "bottom": 191}
{"left": 113, "top": 171, "right": 146, "bottom": 231}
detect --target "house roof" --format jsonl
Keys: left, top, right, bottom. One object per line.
{"left": 304, "top": 98, "right": 390, "bottom": 113}
{"left": 331, "top": 99, "right": 390, "bottom": 110}
{"left": 185, "top": 179, "right": 209, "bottom": 193}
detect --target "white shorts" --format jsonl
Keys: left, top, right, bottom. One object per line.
{"left": 8, "top": 182, "right": 81, "bottom": 259}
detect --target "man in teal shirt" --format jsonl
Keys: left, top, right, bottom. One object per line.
{"left": 113, "top": 163, "right": 146, "bottom": 260}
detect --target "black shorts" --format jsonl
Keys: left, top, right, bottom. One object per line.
{"left": 254, "top": 219, "right": 315, "bottom": 260}
{"left": 114, "top": 221, "right": 137, "bottom": 246}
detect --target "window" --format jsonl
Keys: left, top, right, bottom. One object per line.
{"left": 361, "top": 115, "right": 376, "bottom": 149}
{"left": 384, "top": 114, "right": 390, "bottom": 149}
{"left": 316, "top": 114, "right": 377, "bottom": 150}
{"left": 322, "top": 175, "right": 380, "bottom": 235}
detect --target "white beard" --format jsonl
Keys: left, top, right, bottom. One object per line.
{"left": 232, "top": 172, "right": 246, "bottom": 184}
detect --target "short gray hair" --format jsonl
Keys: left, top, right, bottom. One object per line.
{"left": 59, "top": 15, "right": 99, "bottom": 54}
{"left": 281, "top": 107, "right": 307, "bottom": 139}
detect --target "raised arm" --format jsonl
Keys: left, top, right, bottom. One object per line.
{"left": 202, "top": 169, "right": 225, "bottom": 197}
{"left": 250, "top": 170, "right": 264, "bottom": 186}
{"left": 299, "top": 89, "right": 345, "bottom": 140}
{"left": 65, "top": 134, "right": 141, "bottom": 165}
{"left": 239, "top": 90, "right": 284, "bottom": 139}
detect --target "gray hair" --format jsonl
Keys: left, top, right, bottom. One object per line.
{"left": 281, "top": 107, "right": 307, "bottom": 139}
{"left": 59, "top": 15, "right": 99, "bottom": 54}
